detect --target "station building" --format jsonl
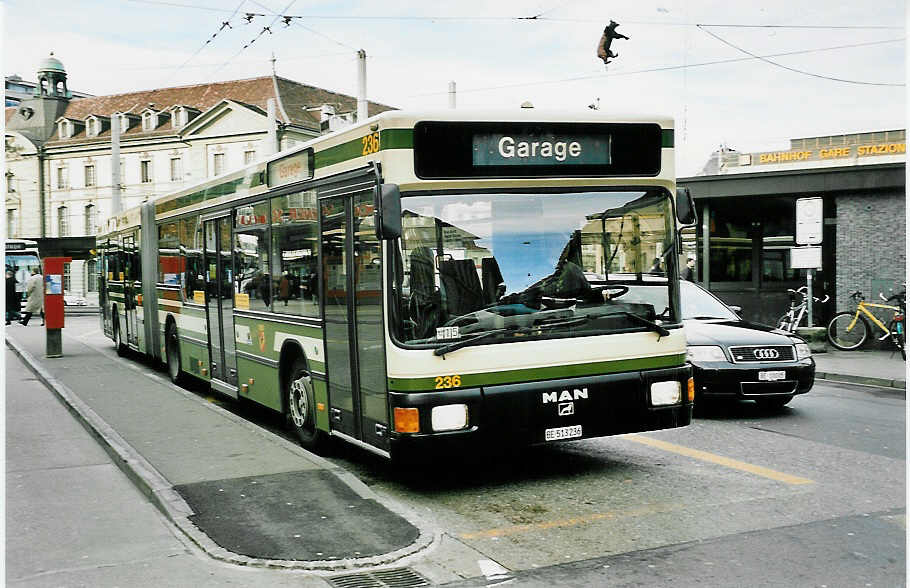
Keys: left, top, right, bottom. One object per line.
{"left": 5, "top": 53, "right": 394, "bottom": 299}
{"left": 679, "top": 130, "right": 905, "bottom": 331}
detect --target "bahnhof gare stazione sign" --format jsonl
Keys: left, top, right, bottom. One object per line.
{"left": 755, "top": 141, "right": 905, "bottom": 165}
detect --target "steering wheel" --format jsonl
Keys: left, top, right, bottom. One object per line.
{"left": 601, "top": 285, "right": 629, "bottom": 300}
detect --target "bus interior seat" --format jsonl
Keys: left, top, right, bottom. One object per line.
{"left": 439, "top": 259, "right": 485, "bottom": 317}
{"left": 408, "top": 247, "right": 440, "bottom": 338}
{"left": 481, "top": 257, "right": 505, "bottom": 304}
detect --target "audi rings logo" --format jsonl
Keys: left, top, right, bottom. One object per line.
{"left": 754, "top": 348, "right": 780, "bottom": 360}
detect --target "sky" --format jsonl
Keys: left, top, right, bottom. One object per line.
{"left": 2, "top": 0, "right": 906, "bottom": 176}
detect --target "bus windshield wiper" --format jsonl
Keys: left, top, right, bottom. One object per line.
{"left": 433, "top": 328, "right": 511, "bottom": 356}
{"left": 434, "top": 316, "right": 593, "bottom": 357}
{"left": 619, "top": 311, "right": 670, "bottom": 339}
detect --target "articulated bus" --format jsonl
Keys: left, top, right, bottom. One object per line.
{"left": 98, "top": 110, "right": 696, "bottom": 461}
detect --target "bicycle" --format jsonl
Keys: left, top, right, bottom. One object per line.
{"left": 827, "top": 289, "right": 905, "bottom": 359}
{"left": 776, "top": 286, "right": 829, "bottom": 332}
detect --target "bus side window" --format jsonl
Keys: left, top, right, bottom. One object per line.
{"left": 179, "top": 216, "right": 204, "bottom": 303}
{"left": 234, "top": 201, "right": 271, "bottom": 311}
{"left": 270, "top": 192, "right": 318, "bottom": 317}
{"left": 158, "top": 222, "right": 180, "bottom": 286}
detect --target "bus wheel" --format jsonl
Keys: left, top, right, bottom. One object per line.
{"left": 165, "top": 323, "right": 185, "bottom": 385}
{"left": 287, "top": 358, "right": 327, "bottom": 452}
{"left": 114, "top": 319, "right": 127, "bottom": 357}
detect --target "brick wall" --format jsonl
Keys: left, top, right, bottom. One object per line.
{"left": 835, "top": 190, "right": 906, "bottom": 344}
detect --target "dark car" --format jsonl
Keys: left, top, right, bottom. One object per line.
{"left": 682, "top": 281, "right": 815, "bottom": 407}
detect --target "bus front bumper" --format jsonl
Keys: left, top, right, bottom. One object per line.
{"left": 388, "top": 365, "right": 692, "bottom": 456}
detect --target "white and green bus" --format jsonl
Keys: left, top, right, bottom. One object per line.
{"left": 98, "top": 109, "right": 696, "bottom": 460}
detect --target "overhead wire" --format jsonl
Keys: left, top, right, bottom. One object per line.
{"left": 211, "top": 0, "right": 299, "bottom": 76}
{"left": 121, "top": 1, "right": 903, "bottom": 29}
{"left": 160, "top": 0, "right": 248, "bottom": 86}
{"left": 697, "top": 25, "right": 904, "bottom": 87}
{"left": 408, "top": 37, "right": 905, "bottom": 97}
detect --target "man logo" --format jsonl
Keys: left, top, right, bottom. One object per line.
{"left": 542, "top": 388, "right": 588, "bottom": 404}
{"left": 558, "top": 402, "right": 575, "bottom": 416}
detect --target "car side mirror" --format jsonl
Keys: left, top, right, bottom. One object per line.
{"left": 728, "top": 304, "right": 742, "bottom": 314}
{"left": 374, "top": 183, "right": 401, "bottom": 240}
{"left": 676, "top": 187, "right": 696, "bottom": 226}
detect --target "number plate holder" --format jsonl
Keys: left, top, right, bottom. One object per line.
{"left": 544, "top": 424, "right": 583, "bottom": 441}
{"left": 758, "top": 370, "right": 787, "bottom": 381}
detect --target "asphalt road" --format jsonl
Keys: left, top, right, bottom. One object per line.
{"left": 8, "top": 316, "right": 906, "bottom": 587}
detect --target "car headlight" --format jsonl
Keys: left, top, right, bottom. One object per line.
{"left": 794, "top": 342, "right": 812, "bottom": 360}
{"left": 686, "top": 345, "right": 727, "bottom": 362}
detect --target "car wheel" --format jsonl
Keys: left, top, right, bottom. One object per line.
{"left": 286, "top": 357, "right": 328, "bottom": 452}
{"left": 756, "top": 395, "right": 792, "bottom": 408}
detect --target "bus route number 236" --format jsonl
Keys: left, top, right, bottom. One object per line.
{"left": 362, "top": 132, "right": 380, "bottom": 156}
{"left": 435, "top": 375, "right": 462, "bottom": 389}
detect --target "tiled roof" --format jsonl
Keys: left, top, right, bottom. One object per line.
{"left": 43, "top": 75, "right": 395, "bottom": 145}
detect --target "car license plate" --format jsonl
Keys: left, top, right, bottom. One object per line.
{"left": 759, "top": 370, "right": 786, "bottom": 381}
{"left": 545, "top": 425, "right": 583, "bottom": 441}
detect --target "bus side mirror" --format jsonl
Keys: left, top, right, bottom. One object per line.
{"left": 676, "top": 187, "right": 696, "bottom": 226}
{"left": 375, "top": 183, "right": 402, "bottom": 240}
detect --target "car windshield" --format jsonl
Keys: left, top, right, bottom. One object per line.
{"left": 5, "top": 253, "right": 41, "bottom": 293}
{"left": 680, "top": 281, "right": 739, "bottom": 320}
{"left": 389, "top": 189, "right": 678, "bottom": 348}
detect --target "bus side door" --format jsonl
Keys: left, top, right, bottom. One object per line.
{"left": 320, "top": 188, "right": 389, "bottom": 452}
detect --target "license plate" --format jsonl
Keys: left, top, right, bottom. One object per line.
{"left": 545, "top": 425, "right": 583, "bottom": 441}
{"left": 759, "top": 370, "right": 786, "bottom": 381}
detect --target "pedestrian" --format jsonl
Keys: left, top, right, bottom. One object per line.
{"left": 648, "top": 258, "right": 663, "bottom": 274}
{"left": 279, "top": 272, "right": 290, "bottom": 306}
{"left": 20, "top": 266, "right": 45, "bottom": 326}
{"left": 681, "top": 256, "right": 696, "bottom": 282}
{"left": 6, "top": 269, "right": 20, "bottom": 325}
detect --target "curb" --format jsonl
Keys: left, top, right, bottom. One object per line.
{"left": 816, "top": 371, "right": 906, "bottom": 393}
{"left": 5, "top": 336, "right": 438, "bottom": 572}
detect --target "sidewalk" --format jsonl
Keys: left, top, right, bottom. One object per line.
{"left": 812, "top": 348, "right": 906, "bottom": 391}
{"left": 5, "top": 325, "right": 433, "bottom": 572}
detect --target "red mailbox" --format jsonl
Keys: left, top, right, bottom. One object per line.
{"left": 43, "top": 257, "right": 71, "bottom": 330}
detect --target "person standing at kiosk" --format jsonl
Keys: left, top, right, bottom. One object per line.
{"left": 20, "top": 266, "right": 44, "bottom": 326}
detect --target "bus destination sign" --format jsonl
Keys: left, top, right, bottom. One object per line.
{"left": 414, "top": 121, "right": 662, "bottom": 179}
{"left": 267, "top": 149, "right": 314, "bottom": 188}
{"left": 473, "top": 133, "right": 611, "bottom": 167}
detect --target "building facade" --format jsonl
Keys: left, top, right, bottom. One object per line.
{"left": 5, "top": 54, "right": 394, "bottom": 298}
{"left": 680, "top": 131, "right": 906, "bottom": 336}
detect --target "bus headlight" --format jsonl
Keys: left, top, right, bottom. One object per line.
{"left": 686, "top": 345, "right": 726, "bottom": 362}
{"left": 431, "top": 404, "right": 468, "bottom": 431}
{"left": 651, "top": 381, "right": 681, "bottom": 406}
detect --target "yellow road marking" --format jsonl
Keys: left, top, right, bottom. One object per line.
{"left": 624, "top": 434, "right": 814, "bottom": 485}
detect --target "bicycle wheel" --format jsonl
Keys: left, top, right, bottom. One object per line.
{"left": 827, "top": 312, "right": 869, "bottom": 350}
{"left": 775, "top": 313, "right": 792, "bottom": 332}
{"left": 888, "top": 318, "right": 905, "bottom": 360}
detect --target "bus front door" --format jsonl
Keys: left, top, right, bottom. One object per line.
{"left": 203, "top": 216, "right": 239, "bottom": 397}
{"left": 320, "top": 190, "right": 389, "bottom": 452}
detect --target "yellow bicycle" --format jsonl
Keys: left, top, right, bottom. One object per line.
{"left": 827, "top": 290, "right": 905, "bottom": 359}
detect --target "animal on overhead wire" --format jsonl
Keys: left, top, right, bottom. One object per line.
{"left": 597, "top": 20, "right": 630, "bottom": 65}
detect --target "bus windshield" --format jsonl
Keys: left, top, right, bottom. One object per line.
{"left": 5, "top": 253, "right": 41, "bottom": 294}
{"left": 390, "top": 189, "right": 678, "bottom": 348}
